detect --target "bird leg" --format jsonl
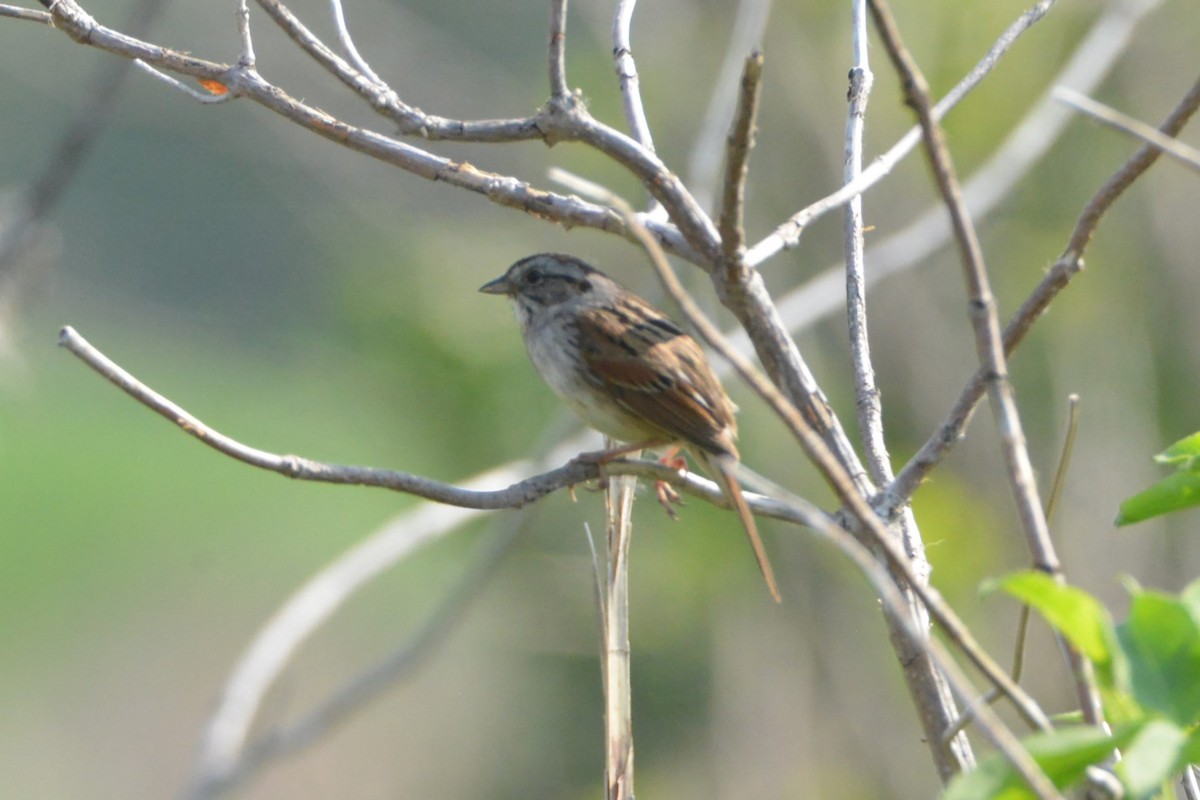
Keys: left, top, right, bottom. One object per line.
{"left": 571, "top": 441, "right": 685, "bottom": 517}
{"left": 653, "top": 446, "right": 687, "bottom": 518}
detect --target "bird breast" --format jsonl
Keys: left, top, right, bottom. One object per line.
{"left": 522, "top": 307, "right": 654, "bottom": 443}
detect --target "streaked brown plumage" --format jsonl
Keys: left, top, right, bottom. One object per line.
{"left": 480, "top": 253, "right": 780, "bottom": 602}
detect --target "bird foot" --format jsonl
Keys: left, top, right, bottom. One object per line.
{"left": 654, "top": 448, "right": 688, "bottom": 519}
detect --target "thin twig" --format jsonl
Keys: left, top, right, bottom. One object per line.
{"left": 548, "top": 0, "right": 569, "bottom": 100}
{"left": 842, "top": 1, "right": 885, "bottom": 487}
{"left": 602, "top": 464, "right": 636, "bottom": 800}
{"left": 58, "top": 325, "right": 634, "bottom": 508}
{"left": 16, "top": 0, "right": 700, "bottom": 260}
{"left": 844, "top": 2, "right": 971, "bottom": 772}
{"left": 184, "top": 511, "right": 525, "bottom": 798}
{"left": 765, "top": 0, "right": 1162, "bottom": 336}
{"left": 133, "top": 60, "right": 236, "bottom": 103}
{"left": 235, "top": 0, "right": 255, "bottom": 67}
{"left": 871, "top": 1, "right": 1109, "bottom": 764}
{"left": 717, "top": 51, "right": 764, "bottom": 266}
{"left": 1183, "top": 766, "right": 1200, "bottom": 800}
{"left": 611, "top": 0, "right": 654, "bottom": 152}
{"left": 886, "top": 71, "right": 1200, "bottom": 511}
{"left": 1045, "top": 395, "right": 1081, "bottom": 526}
{"left": 185, "top": 474, "right": 532, "bottom": 793}
{"left": 744, "top": 0, "right": 1057, "bottom": 267}
{"left": 329, "top": 0, "right": 385, "bottom": 86}
{"left": 1044, "top": 395, "right": 1103, "bottom": 728}
{"left": 942, "top": 395, "right": 1083, "bottom": 743}
{"left": 1057, "top": 86, "right": 1200, "bottom": 173}
{"left": 686, "top": 0, "right": 773, "bottom": 213}
{"left": 869, "top": 0, "right": 1056, "bottom": 574}
{"left": 0, "top": 0, "right": 168, "bottom": 275}
{"left": 0, "top": 3, "right": 49, "bottom": 22}
{"left": 58, "top": 325, "right": 829, "bottom": 530}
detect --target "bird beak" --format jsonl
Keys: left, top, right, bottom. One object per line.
{"left": 478, "top": 274, "right": 511, "bottom": 295}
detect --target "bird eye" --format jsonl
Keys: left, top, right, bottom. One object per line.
{"left": 524, "top": 270, "right": 543, "bottom": 286}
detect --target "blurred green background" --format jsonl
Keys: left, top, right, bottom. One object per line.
{"left": 2, "top": 0, "right": 1198, "bottom": 797}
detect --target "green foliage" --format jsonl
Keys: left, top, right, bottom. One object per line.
{"left": 985, "top": 572, "right": 1115, "bottom": 670}
{"left": 950, "top": 573, "right": 1200, "bottom": 799}
{"left": 1116, "top": 432, "right": 1200, "bottom": 526}
{"left": 943, "top": 725, "right": 1137, "bottom": 800}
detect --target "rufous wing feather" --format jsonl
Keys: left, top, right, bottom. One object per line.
{"left": 575, "top": 301, "right": 737, "bottom": 455}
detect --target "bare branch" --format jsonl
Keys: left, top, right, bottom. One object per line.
{"left": 691, "top": 0, "right": 772, "bottom": 214}
{"left": 840, "top": 2, "right": 973, "bottom": 775}
{"left": 548, "top": 0, "right": 569, "bottom": 99}
{"left": 767, "top": 0, "right": 1163, "bottom": 335}
{"left": 1183, "top": 766, "right": 1200, "bottom": 800}
{"left": 1057, "top": 86, "right": 1200, "bottom": 173}
{"left": 841, "top": 3, "right": 884, "bottom": 486}
{"left": 868, "top": 0, "right": 1055, "bottom": 575}
{"left": 329, "top": 0, "right": 383, "bottom": 86}
{"left": 185, "top": 511, "right": 523, "bottom": 798}
{"left": 37, "top": 0, "right": 233, "bottom": 85}
{"left": 611, "top": 0, "right": 654, "bottom": 152}
{"left": 686, "top": 0, "right": 772, "bottom": 212}
{"left": 887, "top": 70, "right": 1200, "bottom": 509}
{"left": 235, "top": 0, "right": 255, "bottom": 66}
{"left": 0, "top": 3, "right": 49, "bottom": 22}
{"left": 745, "top": 0, "right": 1057, "bottom": 267}
{"left": 602, "top": 467, "right": 636, "bottom": 800}
{"left": 17, "top": 1, "right": 721, "bottom": 269}
{"left": 57, "top": 325, "right": 596, "bottom": 507}
{"left": 58, "top": 324, "right": 829, "bottom": 529}
{"left": 186, "top": 472, "right": 533, "bottom": 794}
{"left": 0, "top": 0, "right": 168, "bottom": 275}
{"left": 717, "top": 51, "right": 763, "bottom": 265}
{"left": 133, "top": 59, "right": 235, "bottom": 102}
{"left": 11, "top": 1, "right": 708, "bottom": 260}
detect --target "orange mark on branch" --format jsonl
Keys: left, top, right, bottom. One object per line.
{"left": 198, "top": 79, "right": 229, "bottom": 95}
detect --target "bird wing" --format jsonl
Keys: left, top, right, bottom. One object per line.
{"left": 575, "top": 298, "right": 738, "bottom": 457}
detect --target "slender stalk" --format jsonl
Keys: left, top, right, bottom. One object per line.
{"left": 602, "top": 466, "right": 636, "bottom": 800}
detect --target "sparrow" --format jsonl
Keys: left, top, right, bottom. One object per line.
{"left": 480, "top": 252, "right": 780, "bottom": 602}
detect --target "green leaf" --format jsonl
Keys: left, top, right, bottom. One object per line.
{"left": 1116, "top": 469, "right": 1200, "bottom": 526}
{"left": 988, "top": 571, "right": 1114, "bottom": 667}
{"left": 1117, "top": 432, "right": 1200, "bottom": 525}
{"left": 1179, "top": 577, "right": 1200, "bottom": 622}
{"left": 1116, "top": 718, "right": 1189, "bottom": 799}
{"left": 1154, "top": 431, "right": 1200, "bottom": 468}
{"left": 942, "top": 725, "right": 1138, "bottom": 800}
{"left": 1117, "top": 588, "right": 1200, "bottom": 726}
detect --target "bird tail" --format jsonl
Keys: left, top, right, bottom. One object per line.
{"left": 707, "top": 454, "right": 782, "bottom": 603}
